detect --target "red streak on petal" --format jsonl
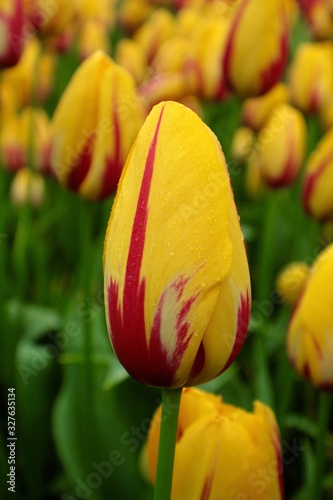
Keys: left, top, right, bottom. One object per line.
{"left": 263, "top": 132, "right": 298, "bottom": 189}
{"left": 108, "top": 105, "right": 177, "bottom": 386}
{"left": 99, "top": 97, "right": 122, "bottom": 199}
{"left": 66, "top": 135, "right": 94, "bottom": 191}
{"left": 0, "top": 0, "right": 24, "bottom": 68}
{"left": 223, "top": 289, "right": 251, "bottom": 372}
{"left": 259, "top": 20, "right": 289, "bottom": 96}
{"left": 189, "top": 341, "right": 206, "bottom": 380}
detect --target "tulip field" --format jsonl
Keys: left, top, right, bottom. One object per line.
{"left": 1, "top": 1, "right": 333, "bottom": 499}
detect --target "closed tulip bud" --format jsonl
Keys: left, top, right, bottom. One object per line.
{"left": 245, "top": 149, "right": 265, "bottom": 199}
{"left": 73, "top": 0, "right": 114, "bottom": 25}
{"left": 0, "top": 80, "right": 19, "bottom": 120}
{"left": 23, "top": 0, "right": 75, "bottom": 39}
{"left": 276, "top": 262, "right": 310, "bottom": 306}
{"left": 117, "top": 0, "right": 154, "bottom": 34}
{"left": 3, "top": 38, "right": 56, "bottom": 105}
{"left": 133, "top": 8, "right": 175, "bottom": 64}
{"left": 51, "top": 50, "right": 145, "bottom": 201}
{"left": 0, "top": 0, "right": 24, "bottom": 68}
{"left": 151, "top": 36, "right": 190, "bottom": 75}
{"left": 302, "top": 127, "right": 333, "bottom": 220}
{"left": 145, "top": 387, "right": 284, "bottom": 499}
{"left": 77, "top": 20, "right": 111, "bottom": 60}
{"left": 288, "top": 42, "right": 333, "bottom": 114}
{"left": 256, "top": 104, "right": 306, "bottom": 188}
{"left": 1, "top": 107, "right": 51, "bottom": 174}
{"left": 10, "top": 168, "right": 45, "bottom": 207}
{"left": 287, "top": 243, "right": 333, "bottom": 390}
{"left": 242, "top": 83, "right": 290, "bottom": 132}
{"left": 115, "top": 39, "right": 147, "bottom": 85}
{"left": 103, "top": 101, "right": 251, "bottom": 389}
{"left": 297, "top": 0, "right": 333, "bottom": 39}
{"left": 184, "top": 18, "right": 229, "bottom": 101}
{"left": 231, "top": 126, "right": 255, "bottom": 163}
{"left": 223, "top": 0, "right": 290, "bottom": 98}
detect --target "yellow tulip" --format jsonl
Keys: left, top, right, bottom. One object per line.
{"left": 146, "top": 387, "right": 284, "bottom": 499}
{"left": 184, "top": 17, "right": 230, "bottom": 101}
{"left": 287, "top": 243, "right": 333, "bottom": 390}
{"left": 231, "top": 126, "right": 255, "bottom": 163}
{"left": 302, "top": 127, "right": 333, "bottom": 220}
{"left": 256, "top": 104, "right": 306, "bottom": 188}
{"left": 275, "top": 261, "right": 310, "bottom": 307}
{"left": 77, "top": 20, "right": 111, "bottom": 60}
{"left": 0, "top": 0, "right": 24, "bottom": 68}
{"left": 51, "top": 50, "right": 146, "bottom": 201}
{"left": 242, "top": 83, "right": 290, "bottom": 132}
{"left": 115, "top": 39, "right": 147, "bottom": 85}
{"left": 138, "top": 72, "right": 190, "bottom": 110}
{"left": 10, "top": 168, "right": 45, "bottom": 207}
{"left": 1, "top": 107, "right": 51, "bottom": 174}
{"left": 103, "top": 101, "right": 251, "bottom": 388}
{"left": 298, "top": 0, "right": 333, "bottom": 39}
{"left": 223, "top": 0, "right": 290, "bottom": 97}
{"left": 288, "top": 42, "right": 333, "bottom": 114}
{"left": 23, "top": 0, "right": 75, "bottom": 38}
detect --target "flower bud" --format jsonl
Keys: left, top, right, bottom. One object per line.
{"left": 51, "top": 50, "right": 146, "bottom": 200}
{"left": 223, "top": 0, "right": 290, "bottom": 97}
{"left": 287, "top": 243, "right": 333, "bottom": 390}
{"left": 302, "top": 127, "right": 333, "bottom": 220}
{"left": 10, "top": 168, "right": 45, "bottom": 207}
{"left": 276, "top": 262, "right": 310, "bottom": 306}
{"left": 0, "top": 0, "right": 24, "bottom": 68}
{"left": 256, "top": 104, "right": 306, "bottom": 188}
{"left": 103, "top": 101, "right": 251, "bottom": 388}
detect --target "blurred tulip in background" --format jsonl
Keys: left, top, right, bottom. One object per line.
{"left": 51, "top": 50, "right": 145, "bottom": 200}
{"left": 146, "top": 387, "right": 284, "bottom": 499}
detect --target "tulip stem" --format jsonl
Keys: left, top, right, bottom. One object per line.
{"left": 310, "top": 392, "right": 332, "bottom": 498}
{"left": 153, "top": 387, "right": 182, "bottom": 500}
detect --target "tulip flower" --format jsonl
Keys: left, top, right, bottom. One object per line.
{"left": 10, "top": 168, "right": 45, "bottom": 207}
{"left": 2, "top": 37, "right": 56, "bottom": 105}
{"left": 1, "top": 107, "right": 51, "bottom": 174}
{"left": 115, "top": 39, "right": 147, "bottom": 85}
{"left": 51, "top": 50, "right": 146, "bottom": 201}
{"left": 275, "top": 261, "right": 310, "bottom": 306}
{"left": 184, "top": 17, "right": 229, "bottom": 101}
{"left": 145, "top": 387, "right": 284, "bottom": 499}
{"left": 297, "top": 0, "right": 333, "bottom": 39}
{"left": 302, "top": 127, "right": 333, "bottom": 220}
{"left": 133, "top": 8, "right": 175, "bottom": 63}
{"left": 138, "top": 73, "right": 190, "bottom": 110}
{"left": 256, "top": 104, "right": 306, "bottom": 188}
{"left": 223, "top": 0, "right": 290, "bottom": 98}
{"left": 288, "top": 42, "right": 333, "bottom": 114}
{"left": 245, "top": 149, "right": 265, "bottom": 199}
{"left": 117, "top": 0, "right": 154, "bottom": 34}
{"left": 0, "top": 0, "right": 24, "bottom": 68}
{"left": 23, "top": 0, "right": 75, "bottom": 39}
{"left": 103, "top": 100, "right": 251, "bottom": 389}
{"left": 242, "top": 83, "right": 290, "bottom": 132}
{"left": 77, "top": 20, "right": 111, "bottom": 60}
{"left": 287, "top": 243, "right": 333, "bottom": 389}
{"left": 231, "top": 126, "right": 255, "bottom": 163}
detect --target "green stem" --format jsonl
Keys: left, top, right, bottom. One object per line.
{"left": 79, "top": 199, "right": 94, "bottom": 410}
{"left": 252, "top": 193, "right": 277, "bottom": 408}
{"left": 153, "top": 387, "right": 182, "bottom": 500}
{"left": 310, "top": 392, "right": 332, "bottom": 499}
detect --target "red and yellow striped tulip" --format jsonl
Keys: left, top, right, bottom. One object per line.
{"left": 287, "top": 243, "right": 333, "bottom": 390}
{"left": 103, "top": 101, "right": 251, "bottom": 389}
{"left": 242, "top": 83, "right": 290, "bottom": 132}
{"left": 51, "top": 50, "right": 146, "bottom": 201}
{"left": 302, "top": 127, "right": 333, "bottom": 220}
{"left": 23, "top": 0, "right": 75, "bottom": 38}
{"left": 184, "top": 17, "right": 229, "bottom": 101}
{"left": 0, "top": 0, "right": 24, "bottom": 68}
{"left": 223, "top": 0, "right": 290, "bottom": 98}
{"left": 297, "top": 0, "right": 333, "bottom": 39}
{"left": 288, "top": 42, "right": 333, "bottom": 114}
{"left": 146, "top": 387, "right": 284, "bottom": 499}
{"left": 1, "top": 107, "right": 51, "bottom": 174}
{"left": 138, "top": 72, "right": 190, "bottom": 110}
{"left": 256, "top": 104, "right": 306, "bottom": 188}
